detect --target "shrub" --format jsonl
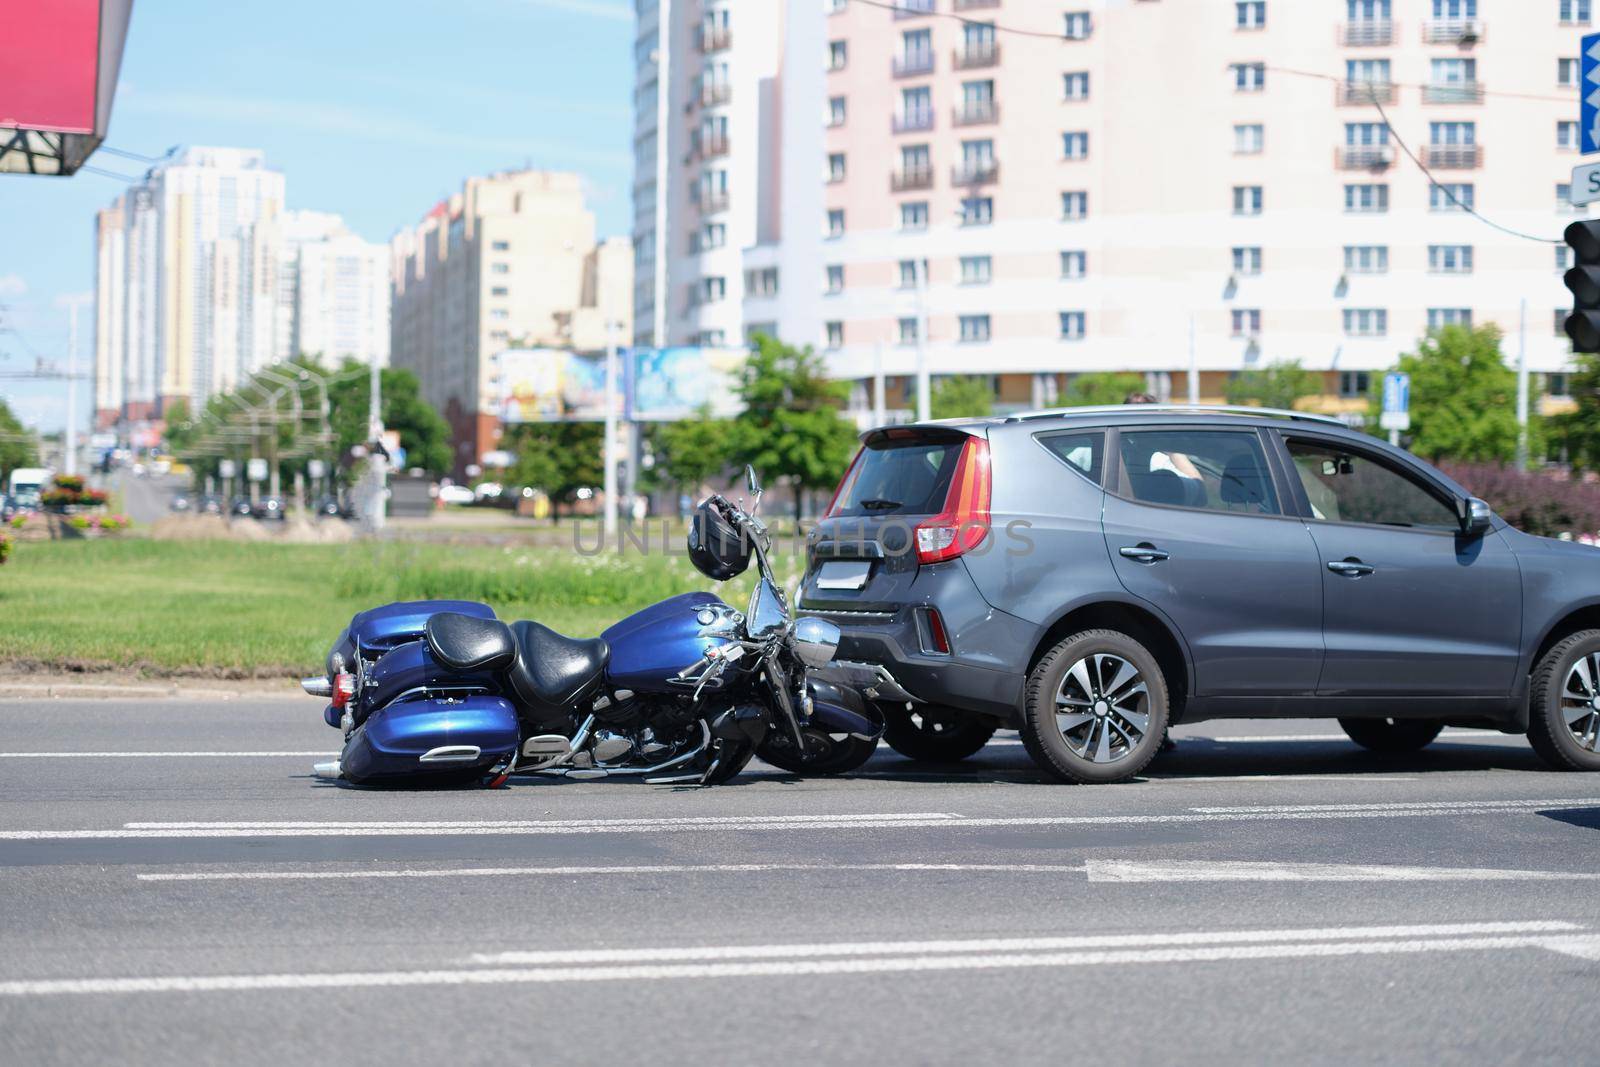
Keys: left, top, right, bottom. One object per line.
{"left": 67, "top": 516, "right": 92, "bottom": 531}
{"left": 0, "top": 531, "right": 11, "bottom": 565}
{"left": 1440, "top": 463, "right": 1600, "bottom": 539}
{"left": 8, "top": 513, "right": 25, "bottom": 529}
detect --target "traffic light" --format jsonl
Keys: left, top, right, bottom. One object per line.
{"left": 1563, "top": 220, "right": 1600, "bottom": 352}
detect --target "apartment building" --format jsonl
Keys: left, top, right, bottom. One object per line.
{"left": 637, "top": 0, "right": 1589, "bottom": 419}
{"left": 94, "top": 147, "right": 285, "bottom": 428}
{"left": 390, "top": 170, "right": 633, "bottom": 469}
{"left": 268, "top": 210, "right": 391, "bottom": 368}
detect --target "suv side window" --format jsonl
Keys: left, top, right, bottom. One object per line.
{"left": 1117, "top": 430, "right": 1280, "bottom": 515}
{"left": 1285, "top": 439, "right": 1458, "bottom": 530}
{"left": 1037, "top": 431, "right": 1104, "bottom": 485}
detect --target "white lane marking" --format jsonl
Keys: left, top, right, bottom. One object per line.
{"left": 1205, "top": 730, "right": 1513, "bottom": 744}
{"left": 1086, "top": 860, "right": 1600, "bottom": 883}
{"left": 138, "top": 862, "right": 1090, "bottom": 883}
{"left": 466, "top": 921, "right": 1579, "bottom": 966}
{"left": 6, "top": 798, "right": 1596, "bottom": 841}
{"left": 1153, "top": 775, "right": 1419, "bottom": 783}
{"left": 0, "top": 751, "right": 338, "bottom": 759}
{"left": 2, "top": 929, "right": 1594, "bottom": 997}
{"left": 1546, "top": 938, "right": 1600, "bottom": 961}
{"left": 123, "top": 813, "right": 959, "bottom": 830}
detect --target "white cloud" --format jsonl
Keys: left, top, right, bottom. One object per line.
{"left": 0, "top": 274, "right": 27, "bottom": 298}
{"left": 515, "top": 0, "right": 633, "bottom": 21}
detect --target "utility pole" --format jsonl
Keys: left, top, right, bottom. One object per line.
{"left": 603, "top": 316, "right": 619, "bottom": 541}
{"left": 63, "top": 294, "right": 90, "bottom": 476}
{"left": 365, "top": 356, "right": 387, "bottom": 534}
{"left": 1516, "top": 296, "right": 1530, "bottom": 469}
{"left": 1187, "top": 314, "right": 1200, "bottom": 405}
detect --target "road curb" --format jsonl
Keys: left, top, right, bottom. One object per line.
{"left": 0, "top": 682, "right": 301, "bottom": 702}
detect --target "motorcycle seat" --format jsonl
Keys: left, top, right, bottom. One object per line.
{"left": 507, "top": 621, "right": 610, "bottom": 713}
{"left": 424, "top": 612, "right": 517, "bottom": 672}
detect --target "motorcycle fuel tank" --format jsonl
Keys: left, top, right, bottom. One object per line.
{"left": 602, "top": 591, "right": 734, "bottom": 693}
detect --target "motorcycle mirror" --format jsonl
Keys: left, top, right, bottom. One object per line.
{"left": 745, "top": 465, "right": 763, "bottom": 506}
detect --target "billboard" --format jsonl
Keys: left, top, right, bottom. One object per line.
{"left": 628, "top": 346, "right": 747, "bottom": 421}
{"left": 0, "top": 0, "right": 134, "bottom": 176}
{"left": 493, "top": 348, "right": 615, "bottom": 423}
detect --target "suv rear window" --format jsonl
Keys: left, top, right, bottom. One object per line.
{"left": 832, "top": 437, "right": 963, "bottom": 518}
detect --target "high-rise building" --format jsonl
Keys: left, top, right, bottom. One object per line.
{"left": 390, "top": 169, "right": 633, "bottom": 470}
{"left": 93, "top": 147, "right": 286, "bottom": 428}
{"left": 265, "top": 209, "right": 390, "bottom": 368}
{"left": 635, "top": 0, "right": 1585, "bottom": 420}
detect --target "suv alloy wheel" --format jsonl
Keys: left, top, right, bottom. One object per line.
{"left": 1021, "top": 629, "right": 1169, "bottom": 784}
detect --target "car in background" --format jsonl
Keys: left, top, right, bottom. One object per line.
{"left": 312, "top": 494, "right": 350, "bottom": 519}
{"left": 0, "top": 494, "right": 17, "bottom": 523}
{"left": 228, "top": 497, "right": 254, "bottom": 518}
{"left": 437, "top": 484, "right": 475, "bottom": 506}
{"left": 252, "top": 497, "right": 287, "bottom": 522}
{"left": 197, "top": 495, "right": 223, "bottom": 516}
{"left": 169, "top": 492, "right": 192, "bottom": 513}
{"left": 801, "top": 405, "right": 1600, "bottom": 783}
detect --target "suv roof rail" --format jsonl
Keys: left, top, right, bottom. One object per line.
{"left": 1003, "top": 404, "right": 1349, "bottom": 427}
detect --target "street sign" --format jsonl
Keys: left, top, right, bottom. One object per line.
{"left": 218, "top": 460, "right": 236, "bottom": 479}
{"left": 1571, "top": 160, "right": 1600, "bottom": 206}
{"left": 1583, "top": 32, "right": 1600, "bottom": 154}
{"left": 307, "top": 460, "right": 326, "bottom": 480}
{"left": 1380, "top": 372, "right": 1411, "bottom": 432}
{"left": 246, "top": 458, "right": 268, "bottom": 483}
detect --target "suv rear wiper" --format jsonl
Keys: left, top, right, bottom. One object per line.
{"left": 859, "top": 499, "right": 903, "bottom": 511}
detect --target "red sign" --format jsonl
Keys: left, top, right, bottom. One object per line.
{"left": 0, "top": 0, "right": 104, "bottom": 133}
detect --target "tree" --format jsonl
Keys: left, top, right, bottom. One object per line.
{"left": 0, "top": 397, "right": 39, "bottom": 480}
{"left": 1225, "top": 361, "right": 1320, "bottom": 410}
{"left": 1063, "top": 372, "right": 1147, "bottom": 407}
{"left": 1374, "top": 324, "right": 1540, "bottom": 464}
{"left": 324, "top": 358, "right": 452, "bottom": 476}
{"left": 731, "top": 335, "right": 859, "bottom": 520}
{"left": 654, "top": 405, "right": 733, "bottom": 495}
{"left": 1556, "top": 352, "right": 1600, "bottom": 472}
{"left": 506, "top": 422, "right": 604, "bottom": 518}
{"left": 929, "top": 376, "right": 994, "bottom": 421}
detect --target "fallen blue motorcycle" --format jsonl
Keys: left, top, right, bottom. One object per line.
{"left": 301, "top": 469, "right": 883, "bottom": 787}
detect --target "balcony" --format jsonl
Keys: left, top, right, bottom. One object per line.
{"left": 951, "top": 160, "right": 999, "bottom": 185}
{"left": 700, "top": 83, "right": 731, "bottom": 107}
{"left": 893, "top": 110, "right": 935, "bottom": 133}
{"left": 893, "top": 52, "right": 935, "bottom": 77}
{"left": 891, "top": 166, "right": 934, "bottom": 192}
{"left": 697, "top": 191, "right": 730, "bottom": 214}
{"left": 697, "top": 134, "right": 730, "bottom": 160}
{"left": 952, "top": 100, "right": 999, "bottom": 126}
{"left": 1337, "top": 145, "right": 1395, "bottom": 170}
{"left": 1423, "top": 143, "right": 1482, "bottom": 169}
{"left": 1423, "top": 18, "right": 1483, "bottom": 44}
{"left": 697, "top": 26, "right": 731, "bottom": 53}
{"left": 1339, "top": 80, "right": 1396, "bottom": 105}
{"left": 954, "top": 0, "right": 1000, "bottom": 8}
{"left": 892, "top": 0, "right": 935, "bottom": 17}
{"left": 1423, "top": 81, "right": 1484, "bottom": 104}
{"left": 953, "top": 42, "right": 1000, "bottom": 69}
{"left": 1339, "top": 19, "right": 1394, "bottom": 46}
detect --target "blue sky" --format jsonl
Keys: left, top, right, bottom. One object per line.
{"left": 0, "top": 0, "right": 635, "bottom": 433}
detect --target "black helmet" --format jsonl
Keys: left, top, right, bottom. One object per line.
{"left": 687, "top": 498, "right": 750, "bottom": 580}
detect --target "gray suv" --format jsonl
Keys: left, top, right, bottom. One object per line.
{"left": 800, "top": 406, "right": 1600, "bottom": 783}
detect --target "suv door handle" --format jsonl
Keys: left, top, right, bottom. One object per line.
{"left": 1120, "top": 544, "right": 1170, "bottom": 564}
{"left": 1327, "top": 559, "right": 1375, "bottom": 578}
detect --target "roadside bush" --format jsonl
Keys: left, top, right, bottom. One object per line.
{"left": 39, "top": 476, "right": 108, "bottom": 509}
{"left": 1440, "top": 463, "right": 1600, "bottom": 539}
{"left": 0, "top": 530, "right": 12, "bottom": 565}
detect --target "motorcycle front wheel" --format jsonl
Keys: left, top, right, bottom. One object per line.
{"left": 757, "top": 729, "right": 878, "bottom": 776}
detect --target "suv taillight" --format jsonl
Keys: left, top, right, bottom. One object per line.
{"left": 914, "top": 436, "right": 991, "bottom": 565}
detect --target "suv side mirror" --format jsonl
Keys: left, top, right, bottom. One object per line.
{"left": 1457, "top": 496, "right": 1493, "bottom": 537}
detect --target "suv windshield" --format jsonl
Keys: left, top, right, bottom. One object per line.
{"left": 833, "top": 438, "right": 962, "bottom": 518}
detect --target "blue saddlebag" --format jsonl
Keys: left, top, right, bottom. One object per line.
{"left": 339, "top": 692, "right": 518, "bottom": 785}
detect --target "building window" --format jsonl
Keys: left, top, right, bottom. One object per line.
{"left": 745, "top": 322, "right": 777, "bottom": 343}
{"left": 1560, "top": 120, "right": 1581, "bottom": 149}
{"left": 1236, "top": 1, "right": 1266, "bottom": 28}
{"left": 1062, "top": 131, "right": 1089, "bottom": 159}
{"left": 1063, "top": 71, "right": 1090, "bottom": 101}
{"left": 828, "top": 96, "right": 847, "bottom": 127}
{"left": 901, "top": 85, "right": 933, "bottom": 129}
{"left": 900, "top": 201, "right": 928, "bottom": 230}
{"left": 488, "top": 330, "right": 509, "bottom": 342}
{"left": 489, "top": 308, "right": 509, "bottom": 320}
{"left": 1433, "top": 0, "right": 1477, "bottom": 15}
{"left": 1560, "top": 183, "right": 1580, "bottom": 209}
{"left": 1562, "top": 0, "right": 1593, "bottom": 24}
{"left": 1063, "top": 11, "right": 1092, "bottom": 39}
{"left": 827, "top": 152, "right": 847, "bottom": 182}
{"left": 490, "top": 240, "right": 510, "bottom": 251}
{"left": 1340, "top": 371, "right": 1371, "bottom": 398}
{"left": 960, "top": 196, "right": 994, "bottom": 225}
{"left": 1429, "top": 244, "right": 1473, "bottom": 273}
{"left": 826, "top": 264, "right": 845, "bottom": 293}
{"left": 828, "top": 40, "right": 847, "bottom": 71}
{"left": 1344, "top": 245, "right": 1388, "bottom": 273}
{"left": 960, "top": 255, "right": 993, "bottom": 285}
{"left": 491, "top": 262, "right": 510, "bottom": 274}
{"left": 1232, "top": 246, "right": 1262, "bottom": 275}
{"left": 900, "top": 28, "right": 933, "bottom": 73}
{"left": 1343, "top": 308, "right": 1387, "bottom": 336}
{"left": 1232, "top": 62, "right": 1266, "bottom": 92}
{"left": 826, "top": 321, "right": 844, "bottom": 348}
{"left": 1062, "top": 190, "right": 1088, "bottom": 220}
{"left": 1345, "top": 121, "right": 1389, "bottom": 147}
{"left": 898, "top": 317, "right": 919, "bottom": 345}
{"left": 1233, "top": 185, "right": 1263, "bottom": 215}
{"left": 1428, "top": 308, "right": 1472, "bottom": 330}
{"left": 745, "top": 267, "right": 779, "bottom": 297}
{"left": 1231, "top": 309, "right": 1261, "bottom": 337}
{"left": 1344, "top": 183, "right": 1389, "bottom": 213}
{"left": 699, "top": 276, "right": 726, "bottom": 304}
{"left": 1347, "top": 58, "right": 1390, "bottom": 87}
{"left": 898, "top": 258, "right": 926, "bottom": 289}
{"left": 490, "top": 286, "right": 509, "bottom": 297}
{"left": 1060, "top": 311, "right": 1086, "bottom": 340}
{"left": 959, "top": 314, "right": 991, "bottom": 343}
{"left": 1561, "top": 57, "right": 1580, "bottom": 88}
{"left": 1548, "top": 371, "right": 1573, "bottom": 396}
{"left": 1430, "top": 183, "right": 1473, "bottom": 211}
{"left": 1559, "top": 245, "right": 1574, "bottom": 271}
{"left": 827, "top": 209, "right": 845, "bottom": 237}
{"left": 1430, "top": 121, "right": 1476, "bottom": 146}
{"left": 1061, "top": 250, "right": 1087, "bottom": 278}
{"left": 1233, "top": 123, "right": 1264, "bottom": 154}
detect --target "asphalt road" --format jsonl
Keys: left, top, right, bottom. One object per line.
{"left": 1, "top": 698, "right": 1597, "bottom": 1066}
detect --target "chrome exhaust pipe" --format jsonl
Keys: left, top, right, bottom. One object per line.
{"left": 300, "top": 676, "right": 332, "bottom": 698}
{"left": 312, "top": 760, "right": 342, "bottom": 780}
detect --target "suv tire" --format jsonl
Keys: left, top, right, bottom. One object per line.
{"left": 1021, "top": 629, "right": 1169, "bottom": 784}
{"left": 1528, "top": 629, "right": 1600, "bottom": 772}
{"left": 882, "top": 706, "right": 996, "bottom": 763}
{"left": 1337, "top": 718, "right": 1444, "bottom": 753}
